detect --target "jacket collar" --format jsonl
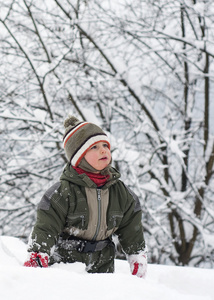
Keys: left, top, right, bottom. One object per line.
{"left": 60, "top": 163, "right": 120, "bottom": 189}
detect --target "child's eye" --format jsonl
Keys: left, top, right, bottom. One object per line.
{"left": 103, "top": 143, "right": 109, "bottom": 148}
{"left": 91, "top": 145, "right": 97, "bottom": 150}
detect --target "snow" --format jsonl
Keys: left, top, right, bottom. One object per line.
{"left": 0, "top": 236, "right": 213, "bottom": 300}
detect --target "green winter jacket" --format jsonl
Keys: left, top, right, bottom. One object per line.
{"left": 29, "top": 164, "right": 145, "bottom": 256}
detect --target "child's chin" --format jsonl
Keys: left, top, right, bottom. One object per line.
{"left": 99, "top": 162, "right": 109, "bottom": 170}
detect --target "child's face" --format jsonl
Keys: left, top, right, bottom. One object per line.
{"left": 84, "top": 141, "right": 111, "bottom": 172}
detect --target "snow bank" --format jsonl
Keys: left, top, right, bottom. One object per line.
{"left": 0, "top": 236, "right": 213, "bottom": 300}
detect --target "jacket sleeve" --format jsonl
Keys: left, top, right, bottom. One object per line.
{"left": 115, "top": 184, "right": 146, "bottom": 255}
{"left": 28, "top": 182, "right": 68, "bottom": 255}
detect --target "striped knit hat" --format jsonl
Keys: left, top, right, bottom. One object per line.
{"left": 63, "top": 116, "right": 110, "bottom": 166}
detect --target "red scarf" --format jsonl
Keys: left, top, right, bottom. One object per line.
{"left": 73, "top": 167, "right": 110, "bottom": 187}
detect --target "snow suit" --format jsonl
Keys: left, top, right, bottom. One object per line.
{"left": 28, "top": 163, "right": 145, "bottom": 273}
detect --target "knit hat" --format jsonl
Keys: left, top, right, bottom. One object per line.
{"left": 63, "top": 116, "right": 110, "bottom": 167}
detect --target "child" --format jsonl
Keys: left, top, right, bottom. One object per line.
{"left": 24, "top": 116, "right": 147, "bottom": 277}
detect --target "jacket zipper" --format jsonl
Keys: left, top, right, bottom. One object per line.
{"left": 92, "top": 188, "right": 101, "bottom": 241}
{"left": 111, "top": 214, "right": 122, "bottom": 227}
{"left": 80, "top": 215, "right": 85, "bottom": 227}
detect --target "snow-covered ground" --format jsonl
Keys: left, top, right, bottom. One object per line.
{"left": 0, "top": 236, "right": 213, "bottom": 300}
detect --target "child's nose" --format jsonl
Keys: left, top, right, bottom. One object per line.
{"left": 100, "top": 146, "right": 106, "bottom": 153}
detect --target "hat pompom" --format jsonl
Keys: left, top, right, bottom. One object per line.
{"left": 64, "top": 116, "right": 80, "bottom": 128}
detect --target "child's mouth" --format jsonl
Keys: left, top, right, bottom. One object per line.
{"left": 100, "top": 157, "right": 108, "bottom": 160}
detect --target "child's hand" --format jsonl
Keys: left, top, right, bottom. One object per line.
{"left": 127, "top": 250, "right": 147, "bottom": 278}
{"left": 24, "top": 252, "right": 49, "bottom": 268}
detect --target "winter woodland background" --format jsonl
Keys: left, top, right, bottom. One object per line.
{"left": 0, "top": 0, "right": 214, "bottom": 268}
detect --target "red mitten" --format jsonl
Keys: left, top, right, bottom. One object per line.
{"left": 24, "top": 252, "right": 48, "bottom": 268}
{"left": 127, "top": 250, "right": 147, "bottom": 278}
